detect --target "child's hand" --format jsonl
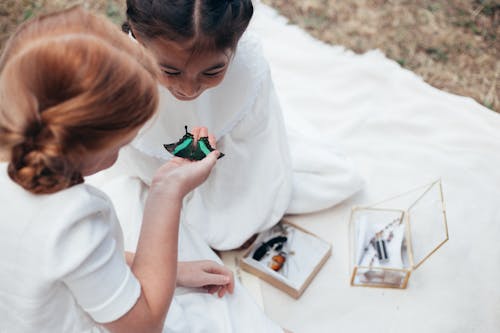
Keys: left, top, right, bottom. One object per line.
{"left": 177, "top": 260, "right": 235, "bottom": 298}
{"left": 150, "top": 143, "right": 219, "bottom": 200}
{"left": 191, "top": 126, "right": 217, "bottom": 147}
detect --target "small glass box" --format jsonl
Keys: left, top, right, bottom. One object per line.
{"left": 349, "top": 180, "right": 449, "bottom": 289}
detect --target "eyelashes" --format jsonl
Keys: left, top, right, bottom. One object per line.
{"left": 163, "top": 70, "right": 180, "bottom": 76}
{"left": 203, "top": 70, "right": 224, "bottom": 77}
{"left": 162, "top": 70, "right": 225, "bottom": 78}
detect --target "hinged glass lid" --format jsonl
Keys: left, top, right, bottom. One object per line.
{"left": 371, "top": 180, "right": 449, "bottom": 270}
{"left": 406, "top": 180, "right": 449, "bottom": 269}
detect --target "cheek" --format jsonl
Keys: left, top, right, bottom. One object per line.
{"left": 204, "top": 76, "right": 225, "bottom": 89}
{"left": 158, "top": 75, "right": 173, "bottom": 89}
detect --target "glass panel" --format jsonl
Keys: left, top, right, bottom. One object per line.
{"left": 407, "top": 180, "right": 449, "bottom": 268}
{"left": 351, "top": 208, "right": 410, "bottom": 270}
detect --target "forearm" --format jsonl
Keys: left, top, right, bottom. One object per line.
{"left": 133, "top": 195, "right": 181, "bottom": 319}
{"left": 104, "top": 194, "right": 182, "bottom": 333}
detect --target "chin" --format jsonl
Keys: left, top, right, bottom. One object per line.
{"left": 168, "top": 89, "right": 203, "bottom": 101}
{"left": 173, "top": 94, "right": 199, "bottom": 101}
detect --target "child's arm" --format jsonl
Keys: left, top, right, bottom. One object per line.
{"left": 104, "top": 152, "right": 219, "bottom": 333}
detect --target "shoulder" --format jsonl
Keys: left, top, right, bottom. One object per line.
{"left": 53, "top": 183, "right": 113, "bottom": 221}
{"left": 0, "top": 166, "right": 112, "bottom": 226}
{"left": 33, "top": 184, "right": 117, "bottom": 246}
{"left": 41, "top": 184, "right": 120, "bottom": 277}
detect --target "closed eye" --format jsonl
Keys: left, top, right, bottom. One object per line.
{"left": 160, "top": 64, "right": 181, "bottom": 76}
{"left": 203, "top": 70, "right": 224, "bottom": 77}
{"left": 163, "top": 70, "right": 181, "bottom": 76}
{"left": 202, "top": 62, "right": 226, "bottom": 77}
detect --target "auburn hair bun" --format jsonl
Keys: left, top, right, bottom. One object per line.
{"left": 0, "top": 6, "right": 159, "bottom": 194}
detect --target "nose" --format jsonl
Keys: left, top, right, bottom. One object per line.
{"left": 177, "top": 79, "right": 201, "bottom": 98}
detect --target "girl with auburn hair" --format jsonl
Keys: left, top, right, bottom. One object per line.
{"left": 0, "top": 7, "right": 239, "bottom": 332}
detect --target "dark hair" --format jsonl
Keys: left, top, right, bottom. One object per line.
{"left": 124, "top": 0, "right": 253, "bottom": 51}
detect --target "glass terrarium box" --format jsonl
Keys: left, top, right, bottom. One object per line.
{"left": 349, "top": 180, "right": 449, "bottom": 289}
{"left": 240, "top": 221, "right": 331, "bottom": 299}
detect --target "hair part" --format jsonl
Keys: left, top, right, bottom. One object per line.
{"left": 0, "top": 7, "right": 159, "bottom": 194}
{"left": 125, "top": 0, "right": 253, "bottom": 53}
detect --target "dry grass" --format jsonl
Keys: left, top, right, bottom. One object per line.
{"left": 0, "top": 0, "right": 125, "bottom": 49}
{"left": 1, "top": 0, "right": 498, "bottom": 111}
{"left": 263, "top": 0, "right": 499, "bottom": 112}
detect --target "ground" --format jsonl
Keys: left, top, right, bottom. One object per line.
{"left": 1, "top": 0, "right": 498, "bottom": 111}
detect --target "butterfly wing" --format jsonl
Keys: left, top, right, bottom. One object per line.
{"left": 163, "top": 133, "right": 195, "bottom": 159}
{"left": 163, "top": 143, "right": 177, "bottom": 154}
{"left": 193, "top": 137, "right": 225, "bottom": 160}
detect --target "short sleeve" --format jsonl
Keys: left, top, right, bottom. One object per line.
{"left": 45, "top": 188, "right": 141, "bottom": 323}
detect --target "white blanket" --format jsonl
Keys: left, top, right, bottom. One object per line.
{"left": 251, "top": 3, "right": 500, "bottom": 333}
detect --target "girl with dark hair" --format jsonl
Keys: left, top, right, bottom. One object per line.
{"left": 95, "top": 0, "right": 360, "bottom": 250}
{"left": 104, "top": 0, "right": 360, "bottom": 252}
{"left": 109, "top": 0, "right": 295, "bottom": 252}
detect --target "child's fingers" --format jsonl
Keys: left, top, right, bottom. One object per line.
{"left": 208, "top": 134, "right": 216, "bottom": 148}
{"left": 203, "top": 261, "right": 234, "bottom": 294}
{"left": 218, "top": 286, "right": 227, "bottom": 298}
{"left": 214, "top": 264, "right": 234, "bottom": 294}
{"left": 196, "top": 151, "right": 219, "bottom": 172}
{"left": 191, "top": 127, "right": 201, "bottom": 142}
{"left": 205, "top": 285, "right": 229, "bottom": 298}
{"left": 198, "top": 127, "right": 208, "bottom": 139}
{"left": 205, "top": 285, "right": 220, "bottom": 294}
{"left": 201, "top": 272, "right": 231, "bottom": 287}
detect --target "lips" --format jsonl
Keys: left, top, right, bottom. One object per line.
{"left": 171, "top": 90, "right": 200, "bottom": 101}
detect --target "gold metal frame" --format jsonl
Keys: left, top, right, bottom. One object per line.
{"left": 349, "top": 180, "right": 449, "bottom": 289}
{"left": 350, "top": 266, "right": 411, "bottom": 289}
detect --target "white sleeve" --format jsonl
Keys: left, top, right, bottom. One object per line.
{"left": 183, "top": 68, "right": 293, "bottom": 250}
{"left": 46, "top": 193, "right": 141, "bottom": 324}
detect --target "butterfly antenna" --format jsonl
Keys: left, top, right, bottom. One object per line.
{"left": 184, "top": 125, "right": 188, "bottom": 134}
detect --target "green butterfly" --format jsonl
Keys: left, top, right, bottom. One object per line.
{"left": 163, "top": 126, "right": 225, "bottom": 161}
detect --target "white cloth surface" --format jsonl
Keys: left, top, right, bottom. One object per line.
{"left": 0, "top": 163, "right": 139, "bottom": 332}
{"left": 251, "top": 3, "right": 500, "bottom": 333}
